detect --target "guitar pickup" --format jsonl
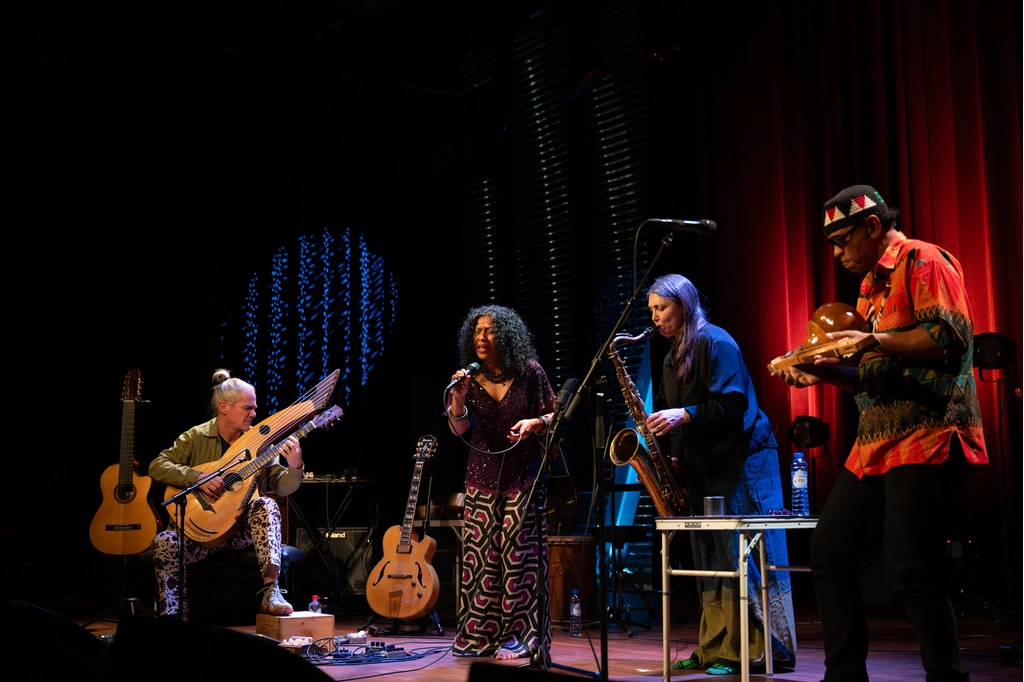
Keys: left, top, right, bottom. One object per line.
{"left": 104, "top": 524, "right": 143, "bottom": 531}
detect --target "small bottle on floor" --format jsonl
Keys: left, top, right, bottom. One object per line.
{"left": 569, "top": 590, "right": 582, "bottom": 637}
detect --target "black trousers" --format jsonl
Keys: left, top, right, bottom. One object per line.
{"left": 809, "top": 443, "right": 972, "bottom": 682}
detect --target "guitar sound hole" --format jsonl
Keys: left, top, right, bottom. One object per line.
{"left": 371, "top": 562, "right": 390, "bottom": 587}
{"left": 115, "top": 484, "right": 136, "bottom": 503}
{"left": 223, "top": 473, "right": 243, "bottom": 488}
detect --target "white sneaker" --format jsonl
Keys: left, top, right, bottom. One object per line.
{"left": 258, "top": 582, "right": 294, "bottom": 616}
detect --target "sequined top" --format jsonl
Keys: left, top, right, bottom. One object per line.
{"left": 464, "top": 359, "right": 556, "bottom": 494}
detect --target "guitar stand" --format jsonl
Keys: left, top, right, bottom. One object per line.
{"left": 362, "top": 609, "right": 445, "bottom": 636}
{"left": 82, "top": 555, "right": 157, "bottom": 628}
{"left": 83, "top": 597, "right": 156, "bottom": 628}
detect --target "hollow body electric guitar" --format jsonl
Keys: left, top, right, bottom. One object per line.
{"left": 90, "top": 369, "right": 162, "bottom": 555}
{"left": 767, "top": 335, "right": 879, "bottom": 372}
{"left": 366, "top": 435, "right": 440, "bottom": 621}
{"left": 166, "top": 403, "right": 343, "bottom": 547}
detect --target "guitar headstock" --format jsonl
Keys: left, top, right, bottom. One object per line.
{"left": 414, "top": 435, "right": 437, "bottom": 461}
{"left": 312, "top": 405, "right": 344, "bottom": 429}
{"left": 121, "top": 369, "right": 141, "bottom": 402}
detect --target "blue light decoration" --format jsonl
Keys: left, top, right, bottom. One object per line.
{"left": 359, "top": 233, "right": 394, "bottom": 385}
{"left": 220, "top": 227, "right": 394, "bottom": 411}
{"left": 265, "top": 248, "right": 287, "bottom": 413}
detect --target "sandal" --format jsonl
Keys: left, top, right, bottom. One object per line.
{"left": 705, "top": 663, "right": 738, "bottom": 675}
{"left": 494, "top": 637, "right": 530, "bottom": 660}
{"left": 671, "top": 655, "right": 703, "bottom": 670}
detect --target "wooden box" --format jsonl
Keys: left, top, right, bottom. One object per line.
{"left": 255, "top": 612, "right": 335, "bottom": 641}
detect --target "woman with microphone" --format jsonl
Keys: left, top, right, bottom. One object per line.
{"left": 446, "top": 305, "right": 556, "bottom": 660}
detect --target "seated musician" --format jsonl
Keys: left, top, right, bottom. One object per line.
{"left": 148, "top": 369, "right": 304, "bottom": 618}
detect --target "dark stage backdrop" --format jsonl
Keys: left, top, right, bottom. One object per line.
{"left": 6, "top": 0, "right": 1020, "bottom": 612}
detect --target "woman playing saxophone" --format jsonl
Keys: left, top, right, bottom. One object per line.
{"left": 644, "top": 274, "right": 796, "bottom": 675}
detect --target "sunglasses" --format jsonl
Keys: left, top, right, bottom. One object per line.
{"left": 827, "top": 222, "right": 867, "bottom": 249}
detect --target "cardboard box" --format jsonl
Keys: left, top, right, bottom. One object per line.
{"left": 255, "top": 611, "right": 335, "bottom": 641}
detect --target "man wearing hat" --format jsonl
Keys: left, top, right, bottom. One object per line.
{"left": 771, "top": 185, "right": 987, "bottom": 681}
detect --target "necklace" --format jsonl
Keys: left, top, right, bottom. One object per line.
{"left": 481, "top": 367, "right": 508, "bottom": 385}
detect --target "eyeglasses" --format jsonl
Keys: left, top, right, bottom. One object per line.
{"left": 827, "top": 222, "right": 867, "bottom": 249}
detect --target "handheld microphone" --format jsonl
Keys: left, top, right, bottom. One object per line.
{"left": 444, "top": 362, "right": 481, "bottom": 391}
{"left": 646, "top": 218, "right": 717, "bottom": 235}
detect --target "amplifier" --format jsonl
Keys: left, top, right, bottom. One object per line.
{"left": 295, "top": 526, "right": 374, "bottom": 595}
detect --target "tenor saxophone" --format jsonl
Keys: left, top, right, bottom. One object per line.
{"left": 608, "top": 327, "right": 689, "bottom": 517}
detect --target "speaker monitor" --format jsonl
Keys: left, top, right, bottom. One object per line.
{"left": 295, "top": 526, "right": 373, "bottom": 595}
{"left": 110, "top": 614, "right": 330, "bottom": 681}
{"left": 0, "top": 599, "right": 109, "bottom": 682}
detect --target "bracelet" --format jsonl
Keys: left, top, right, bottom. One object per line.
{"left": 538, "top": 415, "right": 551, "bottom": 432}
{"left": 447, "top": 405, "right": 469, "bottom": 422}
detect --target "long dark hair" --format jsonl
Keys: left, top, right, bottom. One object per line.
{"left": 456, "top": 305, "right": 538, "bottom": 377}
{"left": 647, "top": 274, "right": 709, "bottom": 384}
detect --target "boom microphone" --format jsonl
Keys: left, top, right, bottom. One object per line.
{"left": 646, "top": 218, "right": 717, "bottom": 235}
{"left": 553, "top": 378, "right": 578, "bottom": 416}
{"left": 444, "top": 362, "right": 481, "bottom": 391}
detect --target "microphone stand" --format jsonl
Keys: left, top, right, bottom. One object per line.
{"left": 558, "top": 226, "right": 677, "bottom": 678}
{"left": 516, "top": 401, "right": 601, "bottom": 678}
{"left": 161, "top": 452, "right": 249, "bottom": 621}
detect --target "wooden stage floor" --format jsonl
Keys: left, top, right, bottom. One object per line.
{"left": 73, "top": 603, "right": 1021, "bottom": 682}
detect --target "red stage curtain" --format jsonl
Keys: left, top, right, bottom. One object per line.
{"left": 648, "top": 0, "right": 1021, "bottom": 550}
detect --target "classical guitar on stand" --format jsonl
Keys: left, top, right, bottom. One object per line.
{"left": 365, "top": 435, "right": 440, "bottom": 621}
{"left": 90, "top": 369, "right": 162, "bottom": 555}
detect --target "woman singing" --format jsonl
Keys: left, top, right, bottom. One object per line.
{"left": 447, "top": 305, "right": 556, "bottom": 660}
{"left": 645, "top": 274, "right": 797, "bottom": 675}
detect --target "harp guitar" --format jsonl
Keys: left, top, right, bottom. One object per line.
{"left": 165, "top": 404, "right": 343, "bottom": 547}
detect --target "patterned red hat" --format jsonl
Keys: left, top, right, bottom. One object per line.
{"left": 822, "top": 185, "right": 886, "bottom": 235}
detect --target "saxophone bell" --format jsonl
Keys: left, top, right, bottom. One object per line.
{"left": 608, "top": 428, "right": 641, "bottom": 467}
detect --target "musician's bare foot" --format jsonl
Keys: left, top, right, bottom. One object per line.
{"left": 494, "top": 637, "right": 529, "bottom": 660}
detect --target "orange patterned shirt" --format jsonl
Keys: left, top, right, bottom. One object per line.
{"left": 847, "top": 231, "right": 988, "bottom": 477}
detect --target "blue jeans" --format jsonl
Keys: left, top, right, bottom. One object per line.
{"left": 810, "top": 444, "right": 972, "bottom": 682}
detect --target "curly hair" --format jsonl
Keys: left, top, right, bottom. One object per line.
{"left": 647, "top": 274, "right": 709, "bottom": 384}
{"left": 456, "top": 305, "right": 538, "bottom": 378}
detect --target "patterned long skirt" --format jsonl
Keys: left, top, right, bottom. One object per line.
{"left": 453, "top": 482, "right": 550, "bottom": 656}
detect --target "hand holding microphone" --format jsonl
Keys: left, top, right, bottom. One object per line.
{"left": 445, "top": 362, "right": 481, "bottom": 393}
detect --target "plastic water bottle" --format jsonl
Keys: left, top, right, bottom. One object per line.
{"left": 308, "top": 595, "right": 322, "bottom": 613}
{"left": 569, "top": 589, "right": 582, "bottom": 637}
{"left": 791, "top": 452, "right": 809, "bottom": 517}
